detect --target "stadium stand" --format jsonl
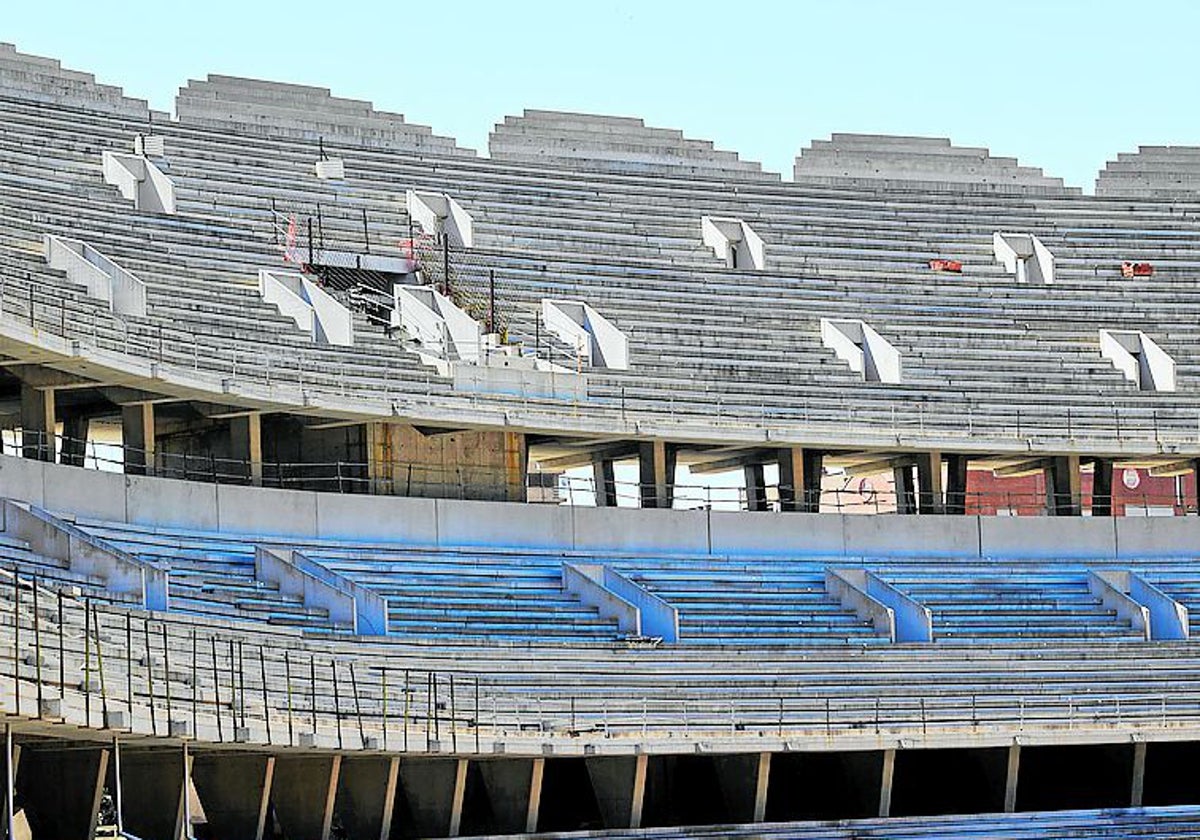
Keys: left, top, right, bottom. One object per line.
{"left": 3, "top": 41, "right": 1200, "bottom": 839}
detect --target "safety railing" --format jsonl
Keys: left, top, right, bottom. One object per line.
{"left": 4, "top": 430, "right": 1197, "bottom": 516}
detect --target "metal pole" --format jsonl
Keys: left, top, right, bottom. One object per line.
{"left": 113, "top": 735, "right": 124, "bottom": 834}
{"left": 260, "top": 645, "right": 271, "bottom": 745}
{"left": 449, "top": 674, "right": 457, "bottom": 753}
{"left": 285, "top": 650, "right": 294, "bottom": 747}
{"left": 5, "top": 725, "right": 13, "bottom": 840}
{"left": 161, "top": 623, "right": 172, "bottom": 732}
{"left": 57, "top": 591, "right": 64, "bottom": 705}
{"left": 381, "top": 667, "right": 389, "bottom": 752}
{"left": 210, "top": 636, "right": 223, "bottom": 742}
{"left": 144, "top": 617, "right": 156, "bottom": 736}
{"left": 191, "top": 629, "right": 198, "bottom": 740}
{"left": 332, "top": 660, "right": 343, "bottom": 750}
{"left": 403, "top": 669, "right": 410, "bottom": 752}
{"left": 126, "top": 614, "right": 134, "bottom": 725}
{"left": 309, "top": 654, "right": 317, "bottom": 740}
{"left": 31, "top": 576, "right": 41, "bottom": 717}
{"left": 350, "top": 662, "right": 365, "bottom": 748}
{"left": 93, "top": 604, "right": 109, "bottom": 727}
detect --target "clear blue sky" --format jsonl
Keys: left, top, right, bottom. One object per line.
{"left": 4, "top": 1, "right": 1197, "bottom": 190}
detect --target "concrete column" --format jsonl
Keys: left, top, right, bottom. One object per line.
{"left": 638, "top": 440, "right": 676, "bottom": 509}
{"left": 1003, "top": 743, "right": 1021, "bottom": 813}
{"left": 59, "top": 410, "right": 89, "bottom": 467}
{"left": 1131, "top": 741, "right": 1147, "bottom": 807}
{"left": 120, "top": 747, "right": 190, "bottom": 840}
{"left": 712, "top": 752, "right": 770, "bottom": 824}
{"left": 17, "top": 745, "right": 108, "bottom": 840}
{"left": 396, "top": 758, "right": 466, "bottom": 839}
{"left": 121, "top": 403, "right": 156, "bottom": 476}
{"left": 916, "top": 450, "right": 943, "bottom": 514}
{"left": 230, "top": 413, "right": 264, "bottom": 487}
{"left": 191, "top": 753, "right": 274, "bottom": 840}
{"left": 335, "top": 756, "right": 399, "bottom": 840}
{"left": 1092, "top": 458, "right": 1115, "bottom": 517}
{"left": 945, "top": 454, "right": 969, "bottom": 515}
{"left": 743, "top": 463, "right": 768, "bottom": 512}
{"left": 779, "top": 449, "right": 826, "bottom": 513}
{"left": 894, "top": 465, "right": 916, "bottom": 515}
{"left": 19, "top": 384, "right": 54, "bottom": 462}
{"left": 271, "top": 755, "right": 341, "bottom": 840}
{"left": 878, "top": 748, "right": 895, "bottom": 817}
{"left": 592, "top": 459, "right": 617, "bottom": 507}
{"left": 476, "top": 758, "right": 542, "bottom": 835}
{"left": 586, "top": 754, "right": 647, "bottom": 829}
{"left": 1046, "top": 455, "right": 1082, "bottom": 516}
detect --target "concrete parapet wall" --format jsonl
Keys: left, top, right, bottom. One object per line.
{"left": 10, "top": 456, "right": 1200, "bottom": 560}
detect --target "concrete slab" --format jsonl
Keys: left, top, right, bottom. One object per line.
{"left": 436, "top": 498, "right": 572, "bottom": 549}
{"left": 844, "top": 515, "right": 980, "bottom": 558}
{"left": 120, "top": 747, "right": 189, "bottom": 840}
{"left": 42, "top": 463, "right": 125, "bottom": 521}
{"left": 980, "top": 516, "right": 1116, "bottom": 559}
{"left": 127, "top": 473, "right": 218, "bottom": 531}
{"left": 335, "top": 756, "right": 398, "bottom": 840}
{"left": 271, "top": 754, "right": 341, "bottom": 840}
{"left": 1115, "top": 516, "right": 1200, "bottom": 558}
{"left": 316, "top": 494, "right": 438, "bottom": 544}
{"left": 0, "top": 455, "right": 44, "bottom": 506}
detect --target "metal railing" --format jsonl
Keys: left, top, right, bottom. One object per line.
{"left": 5, "top": 430, "right": 1197, "bottom": 517}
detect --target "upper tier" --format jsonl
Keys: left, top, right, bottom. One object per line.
{"left": 1096, "top": 146, "right": 1200, "bottom": 198}
{"left": 794, "top": 134, "right": 1077, "bottom": 195}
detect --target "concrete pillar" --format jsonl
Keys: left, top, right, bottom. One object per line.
{"left": 945, "top": 454, "right": 969, "bottom": 515}
{"left": 916, "top": 451, "right": 943, "bottom": 513}
{"left": 121, "top": 403, "right": 156, "bottom": 475}
{"left": 1131, "top": 741, "right": 1147, "bottom": 807}
{"left": 1092, "top": 458, "right": 1115, "bottom": 517}
{"left": 476, "top": 758, "right": 543, "bottom": 835}
{"left": 878, "top": 748, "right": 895, "bottom": 817}
{"left": 191, "top": 753, "right": 274, "bottom": 840}
{"left": 1046, "top": 455, "right": 1082, "bottom": 516}
{"left": 1004, "top": 743, "right": 1021, "bottom": 813}
{"left": 19, "top": 384, "right": 54, "bottom": 462}
{"left": 230, "top": 413, "right": 264, "bottom": 487}
{"left": 638, "top": 441, "right": 675, "bottom": 509}
{"left": 592, "top": 459, "right": 617, "bottom": 507}
{"left": 712, "top": 752, "right": 770, "bottom": 824}
{"left": 271, "top": 755, "right": 341, "bottom": 840}
{"left": 335, "top": 756, "right": 399, "bottom": 840}
{"left": 586, "top": 754, "right": 647, "bottom": 829}
{"left": 120, "top": 747, "right": 190, "bottom": 840}
{"left": 16, "top": 745, "right": 108, "bottom": 840}
{"left": 396, "top": 758, "right": 466, "bottom": 839}
{"left": 59, "top": 410, "right": 89, "bottom": 467}
{"left": 743, "top": 463, "right": 768, "bottom": 512}
{"left": 894, "top": 465, "right": 916, "bottom": 515}
{"left": 778, "top": 449, "right": 826, "bottom": 513}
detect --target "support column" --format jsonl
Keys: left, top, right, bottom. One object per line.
{"left": 1092, "top": 458, "right": 1115, "bottom": 517}
{"left": 19, "top": 384, "right": 54, "bottom": 462}
{"left": 1131, "top": 741, "right": 1147, "bottom": 807}
{"left": 712, "top": 752, "right": 770, "bottom": 824}
{"left": 271, "top": 755, "right": 341, "bottom": 840}
{"left": 120, "top": 747, "right": 190, "bottom": 840}
{"left": 59, "top": 410, "right": 89, "bottom": 467}
{"left": 335, "top": 756, "right": 399, "bottom": 840}
{"left": 191, "top": 753, "right": 274, "bottom": 840}
{"left": 396, "top": 758, "right": 466, "bottom": 839}
{"left": 743, "top": 463, "right": 768, "bottom": 512}
{"left": 638, "top": 440, "right": 676, "bottom": 509}
{"left": 894, "top": 465, "right": 916, "bottom": 515}
{"left": 586, "top": 754, "right": 647, "bottom": 829}
{"left": 121, "top": 403, "right": 156, "bottom": 476}
{"left": 1003, "top": 743, "right": 1021, "bottom": 813}
{"left": 878, "top": 748, "right": 895, "bottom": 817}
{"left": 230, "top": 413, "right": 264, "bottom": 487}
{"left": 1046, "top": 455, "right": 1082, "bottom": 516}
{"left": 17, "top": 744, "right": 108, "bottom": 840}
{"left": 777, "top": 447, "right": 804, "bottom": 512}
{"left": 592, "top": 459, "right": 617, "bottom": 507}
{"left": 476, "top": 758, "right": 542, "bottom": 835}
{"left": 945, "top": 454, "right": 969, "bottom": 515}
{"left": 916, "top": 450, "right": 943, "bottom": 514}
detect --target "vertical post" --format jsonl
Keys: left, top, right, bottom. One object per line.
{"left": 1131, "top": 741, "right": 1147, "bottom": 807}
{"left": 31, "top": 577, "right": 41, "bottom": 717}
{"left": 113, "top": 735, "right": 124, "bottom": 834}
{"left": 210, "top": 636, "right": 223, "bottom": 742}
{"left": 1004, "top": 742, "right": 1021, "bottom": 813}
{"left": 5, "top": 725, "right": 13, "bottom": 840}
{"left": 362, "top": 207, "right": 370, "bottom": 254}
{"left": 260, "top": 645, "right": 272, "bottom": 745}
{"left": 488, "top": 270, "right": 496, "bottom": 335}
{"left": 878, "top": 748, "right": 896, "bottom": 817}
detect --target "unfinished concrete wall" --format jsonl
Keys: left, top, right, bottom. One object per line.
{"left": 367, "top": 423, "right": 526, "bottom": 502}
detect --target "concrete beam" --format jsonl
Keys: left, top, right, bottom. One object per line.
{"left": 335, "top": 756, "right": 399, "bottom": 840}
{"left": 476, "top": 758, "right": 541, "bottom": 835}
{"left": 396, "top": 758, "right": 466, "bottom": 839}
{"left": 878, "top": 748, "right": 895, "bottom": 817}
{"left": 19, "top": 384, "right": 54, "bottom": 462}
{"left": 272, "top": 755, "right": 341, "bottom": 840}
{"left": 1004, "top": 743, "right": 1020, "bottom": 813}
{"left": 689, "top": 447, "right": 777, "bottom": 475}
{"left": 540, "top": 443, "right": 639, "bottom": 471}
{"left": 120, "top": 747, "right": 190, "bottom": 840}
{"left": 191, "top": 753, "right": 273, "bottom": 840}
{"left": 121, "top": 402, "right": 155, "bottom": 475}
{"left": 17, "top": 744, "right": 108, "bottom": 840}
{"left": 586, "top": 754, "right": 647, "bottom": 829}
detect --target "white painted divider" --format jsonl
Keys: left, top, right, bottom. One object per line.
{"left": 406, "top": 190, "right": 473, "bottom": 248}
{"left": 2, "top": 499, "right": 168, "bottom": 609}
{"left": 825, "top": 568, "right": 933, "bottom": 643}
{"left": 259, "top": 270, "right": 353, "bottom": 346}
{"left": 700, "top": 216, "right": 766, "bottom": 269}
{"left": 562, "top": 562, "right": 678, "bottom": 641}
{"left": 820, "top": 319, "right": 902, "bottom": 384}
{"left": 1088, "top": 569, "right": 1188, "bottom": 641}
{"left": 542, "top": 300, "right": 629, "bottom": 370}
{"left": 1099, "top": 330, "right": 1176, "bottom": 392}
{"left": 993, "top": 232, "right": 1054, "bottom": 284}
{"left": 44, "top": 234, "right": 147, "bottom": 317}
{"left": 101, "top": 150, "right": 176, "bottom": 215}
{"left": 255, "top": 547, "right": 388, "bottom": 636}
{"left": 393, "top": 285, "right": 482, "bottom": 361}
